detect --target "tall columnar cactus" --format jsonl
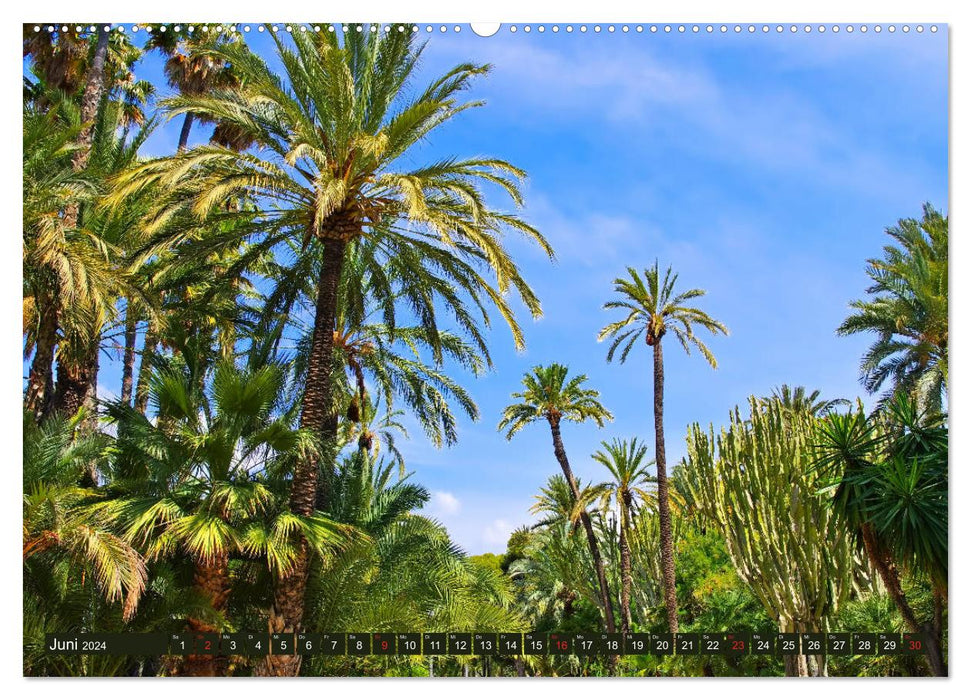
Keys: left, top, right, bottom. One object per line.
{"left": 682, "top": 397, "right": 858, "bottom": 676}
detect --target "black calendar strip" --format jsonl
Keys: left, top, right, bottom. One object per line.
{"left": 40, "top": 632, "right": 928, "bottom": 657}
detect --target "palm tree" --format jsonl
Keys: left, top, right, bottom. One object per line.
{"left": 50, "top": 27, "right": 111, "bottom": 418}
{"left": 102, "top": 359, "right": 349, "bottom": 675}
{"left": 530, "top": 474, "right": 603, "bottom": 530}
{"left": 598, "top": 262, "right": 728, "bottom": 633}
{"left": 765, "top": 384, "right": 850, "bottom": 416}
{"left": 838, "top": 204, "right": 948, "bottom": 412}
{"left": 508, "top": 520, "right": 596, "bottom": 628}
{"left": 303, "top": 448, "right": 525, "bottom": 676}
{"left": 23, "top": 410, "right": 148, "bottom": 670}
{"left": 113, "top": 29, "right": 550, "bottom": 673}
{"left": 145, "top": 28, "right": 242, "bottom": 151}
{"left": 499, "top": 363, "right": 617, "bottom": 633}
{"left": 591, "top": 437, "right": 654, "bottom": 635}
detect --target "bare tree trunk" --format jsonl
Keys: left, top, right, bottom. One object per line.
{"left": 256, "top": 235, "right": 348, "bottom": 677}
{"left": 652, "top": 341, "right": 679, "bottom": 634}
{"left": 548, "top": 418, "right": 617, "bottom": 635}
{"left": 619, "top": 497, "right": 633, "bottom": 635}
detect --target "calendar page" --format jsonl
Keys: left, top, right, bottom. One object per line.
{"left": 21, "top": 13, "right": 949, "bottom": 681}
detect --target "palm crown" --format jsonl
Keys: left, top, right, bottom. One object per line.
{"left": 113, "top": 28, "right": 552, "bottom": 349}
{"left": 837, "top": 204, "right": 947, "bottom": 410}
{"left": 598, "top": 261, "right": 728, "bottom": 365}
{"left": 498, "top": 363, "right": 613, "bottom": 438}
{"left": 591, "top": 437, "right": 655, "bottom": 513}
{"left": 103, "top": 360, "right": 348, "bottom": 578}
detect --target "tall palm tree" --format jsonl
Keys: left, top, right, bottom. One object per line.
{"left": 113, "top": 28, "right": 550, "bottom": 675}
{"left": 598, "top": 262, "right": 728, "bottom": 633}
{"left": 499, "top": 363, "right": 617, "bottom": 633}
{"left": 50, "top": 27, "right": 111, "bottom": 418}
{"left": 22, "top": 97, "right": 94, "bottom": 418}
{"left": 23, "top": 29, "right": 154, "bottom": 421}
{"left": 838, "top": 204, "right": 948, "bottom": 412}
{"left": 591, "top": 437, "right": 654, "bottom": 635}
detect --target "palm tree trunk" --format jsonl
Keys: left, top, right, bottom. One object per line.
{"left": 79, "top": 335, "right": 101, "bottom": 433}
{"left": 120, "top": 307, "right": 137, "bottom": 405}
{"left": 133, "top": 329, "right": 157, "bottom": 415}
{"left": 653, "top": 341, "right": 679, "bottom": 634}
{"left": 70, "top": 27, "right": 109, "bottom": 174}
{"left": 53, "top": 343, "right": 95, "bottom": 419}
{"left": 257, "top": 236, "right": 348, "bottom": 677}
{"left": 548, "top": 418, "right": 617, "bottom": 634}
{"left": 860, "top": 524, "right": 946, "bottom": 675}
{"left": 53, "top": 27, "right": 109, "bottom": 421}
{"left": 178, "top": 112, "right": 195, "bottom": 152}
{"left": 59, "top": 25, "right": 107, "bottom": 230}
{"left": 25, "top": 292, "right": 58, "bottom": 420}
{"left": 182, "top": 553, "right": 231, "bottom": 677}
{"left": 619, "top": 498, "right": 633, "bottom": 635}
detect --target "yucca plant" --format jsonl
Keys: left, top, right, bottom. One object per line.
{"left": 811, "top": 393, "right": 947, "bottom": 675}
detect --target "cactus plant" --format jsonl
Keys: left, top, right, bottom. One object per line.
{"left": 681, "top": 397, "right": 859, "bottom": 676}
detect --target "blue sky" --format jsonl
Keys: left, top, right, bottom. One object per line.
{"left": 93, "top": 26, "right": 948, "bottom": 554}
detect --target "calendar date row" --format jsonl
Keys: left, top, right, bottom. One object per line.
{"left": 44, "top": 631, "right": 928, "bottom": 657}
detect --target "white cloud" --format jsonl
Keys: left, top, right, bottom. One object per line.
{"left": 482, "top": 518, "right": 514, "bottom": 549}
{"left": 428, "top": 32, "right": 937, "bottom": 202}
{"left": 428, "top": 490, "right": 461, "bottom": 516}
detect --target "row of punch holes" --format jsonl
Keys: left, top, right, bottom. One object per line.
{"left": 32, "top": 24, "right": 940, "bottom": 36}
